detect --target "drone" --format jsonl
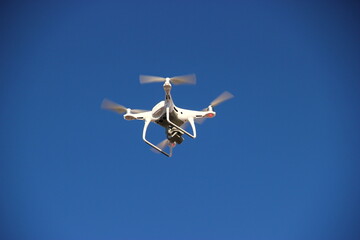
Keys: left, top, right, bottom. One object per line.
{"left": 101, "top": 74, "right": 233, "bottom": 157}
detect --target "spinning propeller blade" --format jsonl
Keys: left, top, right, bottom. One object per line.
{"left": 139, "top": 75, "right": 166, "bottom": 84}
{"left": 101, "top": 99, "right": 127, "bottom": 114}
{"left": 210, "top": 91, "right": 234, "bottom": 107}
{"left": 157, "top": 139, "right": 170, "bottom": 151}
{"left": 139, "top": 74, "right": 196, "bottom": 85}
{"left": 101, "top": 99, "right": 146, "bottom": 114}
{"left": 195, "top": 118, "right": 206, "bottom": 124}
{"left": 171, "top": 74, "right": 196, "bottom": 85}
{"left": 151, "top": 139, "right": 175, "bottom": 153}
{"left": 197, "top": 91, "right": 234, "bottom": 124}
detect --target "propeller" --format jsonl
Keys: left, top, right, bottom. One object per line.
{"left": 101, "top": 99, "right": 146, "bottom": 114}
{"left": 209, "top": 91, "right": 234, "bottom": 108}
{"left": 194, "top": 118, "right": 206, "bottom": 124}
{"left": 140, "top": 74, "right": 196, "bottom": 85}
{"left": 151, "top": 139, "right": 176, "bottom": 153}
{"left": 196, "top": 91, "right": 234, "bottom": 124}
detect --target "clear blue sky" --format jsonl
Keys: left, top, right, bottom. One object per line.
{"left": 1, "top": 1, "right": 360, "bottom": 239}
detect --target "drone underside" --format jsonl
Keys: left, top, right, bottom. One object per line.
{"left": 102, "top": 74, "right": 233, "bottom": 157}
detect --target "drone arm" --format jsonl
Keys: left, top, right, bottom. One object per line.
{"left": 142, "top": 119, "right": 172, "bottom": 157}
{"left": 166, "top": 107, "right": 196, "bottom": 139}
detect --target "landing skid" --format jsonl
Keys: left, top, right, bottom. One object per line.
{"left": 166, "top": 107, "right": 196, "bottom": 139}
{"left": 142, "top": 120, "right": 173, "bottom": 157}
{"left": 141, "top": 108, "right": 197, "bottom": 157}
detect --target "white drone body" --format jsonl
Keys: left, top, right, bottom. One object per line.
{"left": 102, "top": 74, "right": 233, "bottom": 157}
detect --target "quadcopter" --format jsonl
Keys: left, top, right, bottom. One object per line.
{"left": 101, "top": 74, "right": 233, "bottom": 157}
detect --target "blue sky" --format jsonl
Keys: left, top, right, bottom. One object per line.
{"left": 1, "top": 0, "right": 360, "bottom": 239}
